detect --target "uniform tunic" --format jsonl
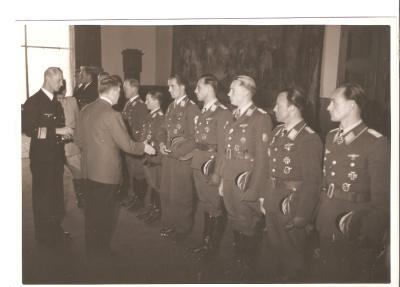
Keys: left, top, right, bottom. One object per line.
{"left": 218, "top": 103, "right": 272, "bottom": 236}
{"left": 22, "top": 89, "right": 67, "bottom": 243}
{"left": 159, "top": 96, "right": 200, "bottom": 234}
{"left": 121, "top": 95, "right": 148, "bottom": 180}
{"left": 315, "top": 121, "right": 390, "bottom": 282}
{"left": 263, "top": 120, "right": 323, "bottom": 276}
{"left": 139, "top": 108, "right": 165, "bottom": 191}
{"left": 191, "top": 101, "right": 232, "bottom": 217}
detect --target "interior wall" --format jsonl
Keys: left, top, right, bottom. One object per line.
{"left": 318, "top": 26, "right": 342, "bottom": 137}
{"left": 101, "top": 26, "right": 157, "bottom": 85}
{"left": 155, "top": 27, "right": 173, "bottom": 85}
{"left": 100, "top": 26, "right": 173, "bottom": 86}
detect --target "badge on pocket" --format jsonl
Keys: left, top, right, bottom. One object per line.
{"left": 37, "top": 127, "right": 47, "bottom": 139}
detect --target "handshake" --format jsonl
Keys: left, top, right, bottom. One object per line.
{"left": 159, "top": 142, "right": 171, "bottom": 155}
{"left": 143, "top": 141, "right": 156, "bottom": 155}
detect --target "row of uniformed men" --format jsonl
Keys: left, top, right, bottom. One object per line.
{"left": 120, "top": 74, "right": 389, "bottom": 283}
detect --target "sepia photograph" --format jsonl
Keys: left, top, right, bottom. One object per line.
{"left": 9, "top": 2, "right": 398, "bottom": 285}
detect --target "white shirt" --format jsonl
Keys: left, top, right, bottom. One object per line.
{"left": 202, "top": 99, "right": 218, "bottom": 112}
{"left": 100, "top": 96, "right": 113, "bottom": 106}
{"left": 175, "top": 95, "right": 187, "bottom": 105}
{"left": 341, "top": 119, "right": 363, "bottom": 134}
{"left": 237, "top": 102, "right": 253, "bottom": 117}
{"left": 41, "top": 88, "right": 54, "bottom": 101}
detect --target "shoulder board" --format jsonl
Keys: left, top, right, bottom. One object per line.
{"left": 367, "top": 129, "right": 383, "bottom": 138}
{"left": 158, "top": 111, "right": 164, "bottom": 116}
{"left": 189, "top": 100, "right": 196, "bottom": 105}
{"left": 218, "top": 104, "right": 227, "bottom": 110}
{"left": 328, "top": 128, "right": 339, "bottom": 134}
{"left": 257, "top": 108, "right": 267, "bottom": 114}
{"left": 305, "top": 126, "right": 315, "bottom": 134}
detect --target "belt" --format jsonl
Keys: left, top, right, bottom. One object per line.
{"left": 195, "top": 143, "right": 217, "bottom": 152}
{"left": 224, "top": 148, "right": 253, "bottom": 160}
{"left": 270, "top": 177, "right": 302, "bottom": 192}
{"left": 324, "top": 183, "right": 370, "bottom": 203}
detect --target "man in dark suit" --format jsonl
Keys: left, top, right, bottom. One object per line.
{"left": 74, "top": 76, "right": 155, "bottom": 264}
{"left": 75, "top": 66, "right": 98, "bottom": 110}
{"left": 22, "top": 67, "right": 73, "bottom": 246}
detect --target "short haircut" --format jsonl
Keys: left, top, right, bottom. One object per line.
{"left": 124, "top": 78, "right": 140, "bottom": 89}
{"left": 168, "top": 74, "right": 187, "bottom": 88}
{"left": 81, "top": 66, "right": 96, "bottom": 81}
{"left": 234, "top": 75, "right": 256, "bottom": 97}
{"left": 98, "top": 71, "right": 110, "bottom": 82}
{"left": 98, "top": 76, "right": 121, "bottom": 95}
{"left": 200, "top": 74, "right": 218, "bottom": 92}
{"left": 44, "top": 67, "right": 62, "bottom": 79}
{"left": 339, "top": 83, "right": 367, "bottom": 113}
{"left": 147, "top": 89, "right": 163, "bottom": 106}
{"left": 279, "top": 86, "right": 307, "bottom": 114}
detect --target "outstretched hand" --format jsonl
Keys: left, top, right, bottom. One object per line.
{"left": 144, "top": 141, "right": 156, "bottom": 155}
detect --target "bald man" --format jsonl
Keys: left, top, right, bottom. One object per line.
{"left": 23, "top": 67, "right": 73, "bottom": 246}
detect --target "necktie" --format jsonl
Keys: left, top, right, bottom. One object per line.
{"left": 281, "top": 128, "right": 288, "bottom": 137}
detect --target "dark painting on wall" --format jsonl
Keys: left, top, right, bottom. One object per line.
{"left": 171, "top": 25, "right": 325, "bottom": 129}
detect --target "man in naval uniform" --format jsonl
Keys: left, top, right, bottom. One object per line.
{"left": 261, "top": 87, "right": 323, "bottom": 282}
{"left": 159, "top": 75, "right": 200, "bottom": 242}
{"left": 189, "top": 74, "right": 232, "bottom": 260}
{"left": 22, "top": 67, "right": 73, "bottom": 246}
{"left": 217, "top": 75, "right": 272, "bottom": 281}
{"left": 315, "top": 83, "right": 390, "bottom": 283}
{"left": 121, "top": 78, "right": 149, "bottom": 210}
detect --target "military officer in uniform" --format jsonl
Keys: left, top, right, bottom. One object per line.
{"left": 261, "top": 87, "right": 323, "bottom": 282}
{"left": 218, "top": 75, "right": 272, "bottom": 280}
{"left": 159, "top": 74, "right": 200, "bottom": 242}
{"left": 137, "top": 90, "right": 165, "bottom": 224}
{"left": 121, "top": 78, "right": 149, "bottom": 210}
{"left": 22, "top": 67, "right": 73, "bottom": 246}
{"left": 315, "top": 83, "right": 390, "bottom": 283}
{"left": 189, "top": 74, "right": 232, "bottom": 260}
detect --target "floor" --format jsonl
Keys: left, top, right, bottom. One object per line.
{"left": 22, "top": 156, "right": 278, "bottom": 284}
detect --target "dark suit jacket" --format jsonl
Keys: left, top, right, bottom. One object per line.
{"left": 22, "top": 89, "right": 65, "bottom": 163}
{"left": 75, "top": 81, "right": 98, "bottom": 110}
{"left": 74, "top": 98, "right": 145, "bottom": 185}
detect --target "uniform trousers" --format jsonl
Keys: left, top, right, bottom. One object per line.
{"left": 222, "top": 178, "right": 261, "bottom": 236}
{"left": 30, "top": 160, "right": 65, "bottom": 244}
{"left": 316, "top": 236, "right": 387, "bottom": 283}
{"left": 160, "top": 156, "right": 195, "bottom": 234}
{"left": 264, "top": 211, "right": 307, "bottom": 277}
{"left": 193, "top": 169, "right": 222, "bottom": 217}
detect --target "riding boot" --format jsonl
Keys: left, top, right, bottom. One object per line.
{"left": 192, "top": 212, "right": 212, "bottom": 254}
{"left": 205, "top": 215, "right": 225, "bottom": 260}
